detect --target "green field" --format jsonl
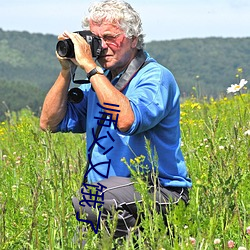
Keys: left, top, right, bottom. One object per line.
{"left": 0, "top": 91, "right": 249, "bottom": 249}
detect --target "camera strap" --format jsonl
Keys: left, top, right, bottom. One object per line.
{"left": 113, "top": 49, "right": 148, "bottom": 91}
{"left": 81, "top": 50, "right": 150, "bottom": 185}
{"left": 71, "top": 49, "right": 148, "bottom": 86}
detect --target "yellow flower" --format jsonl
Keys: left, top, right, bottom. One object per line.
{"left": 191, "top": 103, "right": 201, "bottom": 109}
{"left": 135, "top": 157, "right": 141, "bottom": 164}
{"left": 130, "top": 159, "right": 135, "bottom": 165}
{"left": 237, "top": 67, "right": 243, "bottom": 73}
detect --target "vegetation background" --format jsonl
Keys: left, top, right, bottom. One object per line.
{"left": 0, "top": 29, "right": 249, "bottom": 249}
{"left": 0, "top": 29, "right": 250, "bottom": 120}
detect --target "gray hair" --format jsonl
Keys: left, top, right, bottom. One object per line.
{"left": 82, "top": 0, "right": 145, "bottom": 49}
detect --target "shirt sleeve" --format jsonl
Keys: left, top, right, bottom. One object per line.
{"left": 120, "top": 63, "right": 180, "bottom": 135}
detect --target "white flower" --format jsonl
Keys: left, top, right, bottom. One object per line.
{"left": 244, "top": 130, "right": 250, "bottom": 136}
{"left": 227, "top": 79, "right": 248, "bottom": 93}
{"left": 214, "top": 238, "right": 221, "bottom": 244}
{"left": 238, "top": 247, "right": 246, "bottom": 250}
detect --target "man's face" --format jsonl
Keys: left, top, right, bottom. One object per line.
{"left": 89, "top": 20, "right": 138, "bottom": 73}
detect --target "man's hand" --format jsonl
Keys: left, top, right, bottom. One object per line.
{"left": 62, "top": 31, "right": 96, "bottom": 72}
{"left": 56, "top": 33, "right": 79, "bottom": 71}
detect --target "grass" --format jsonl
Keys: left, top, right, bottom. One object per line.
{"left": 0, "top": 92, "right": 249, "bottom": 249}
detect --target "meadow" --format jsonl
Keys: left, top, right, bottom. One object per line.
{"left": 0, "top": 90, "right": 249, "bottom": 249}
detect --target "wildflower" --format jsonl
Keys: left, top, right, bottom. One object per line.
{"left": 246, "top": 226, "right": 250, "bottom": 235}
{"left": 189, "top": 237, "right": 196, "bottom": 246}
{"left": 69, "top": 164, "right": 74, "bottom": 172}
{"left": 130, "top": 159, "right": 135, "bottom": 165}
{"left": 227, "top": 79, "right": 248, "bottom": 93}
{"left": 196, "top": 180, "right": 202, "bottom": 185}
{"left": 191, "top": 103, "right": 201, "bottom": 109}
{"left": 214, "top": 238, "right": 221, "bottom": 244}
{"left": 218, "top": 145, "right": 224, "bottom": 150}
{"left": 238, "top": 247, "right": 246, "bottom": 250}
{"left": 42, "top": 213, "right": 48, "bottom": 221}
{"left": 244, "top": 130, "right": 250, "bottom": 136}
{"left": 237, "top": 67, "right": 243, "bottom": 73}
{"left": 12, "top": 185, "right": 17, "bottom": 192}
{"left": 135, "top": 157, "right": 141, "bottom": 164}
{"left": 20, "top": 207, "right": 25, "bottom": 214}
{"left": 228, "top": 240, "right": 235, "bottom": 248}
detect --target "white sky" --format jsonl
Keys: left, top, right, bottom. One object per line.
{"left": 0, "top": 0, "right": 250, "bottom": 42}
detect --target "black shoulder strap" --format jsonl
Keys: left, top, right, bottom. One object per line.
{"left": 114, "top": 49, "right": 148, "bottom": 91}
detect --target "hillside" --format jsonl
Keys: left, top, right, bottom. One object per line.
{"left": 146, "top": 37, "right": 250, "bottom": 97}
{"left": 0, "top": 29, "right": 60, "bottom": 120}
{"left": 0, "top": 28, "right": 249, "bottom": 120}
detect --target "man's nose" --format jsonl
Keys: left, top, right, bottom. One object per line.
{"left": 101, "top": 38, "right": 108, "bottom": 49}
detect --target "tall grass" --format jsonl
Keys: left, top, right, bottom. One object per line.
{"left": 0, "top": 93, "right": 249, "bottom": 249}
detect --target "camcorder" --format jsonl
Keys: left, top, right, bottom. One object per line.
{"left": 56, "top": 30, "right": 102, "bottom": 58}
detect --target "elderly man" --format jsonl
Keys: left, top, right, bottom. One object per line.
{"left": 40, "top": 0, "right": 192, "bottom": 242}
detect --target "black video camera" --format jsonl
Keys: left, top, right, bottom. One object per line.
{"left": 56, "top": 30, "right": 102, "bottom": 58}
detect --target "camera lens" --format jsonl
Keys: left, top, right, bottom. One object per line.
{"left": 56, "top": 39, "right": 74, "bottom": 58}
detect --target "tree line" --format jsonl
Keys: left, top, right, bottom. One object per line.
{"left": 0, "top": 28, "right": 249, "bottom": 120}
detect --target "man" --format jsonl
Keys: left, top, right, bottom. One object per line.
{"left": 40, "top": 0, "right": 192, "bottom": 241}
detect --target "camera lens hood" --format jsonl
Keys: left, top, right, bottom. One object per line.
{"left": 56, "top": 39, "right": 75, "bottom": 58}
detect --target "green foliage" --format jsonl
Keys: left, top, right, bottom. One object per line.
{"left": 0, "top": 29, "right": 62, "bottom": 121}
{"left": 0, "top": 93, "right": 249, "bottom": 249}
{"left": 0, "top": 109, "right": 86, "bottom": 250}
{"left": 1, "top": 29, "right": 250, "bottom": 120}
{"left": 0, "top": 80, "right": 46, "bottom": 121}
{"left": 0, "top": 28, "right": 60, "bottom": 89}
{"left": 145, "top": 37, "right": 250, "bottom": 98}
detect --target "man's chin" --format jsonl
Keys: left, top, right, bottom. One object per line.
{"left": 98, "top": 59, "right": 113, "bottom": 69}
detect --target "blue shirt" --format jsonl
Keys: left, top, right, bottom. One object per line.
{"left": 58, "top": 52, "right": 192, "bottom": 188}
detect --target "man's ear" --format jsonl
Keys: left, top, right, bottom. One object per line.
{"left": 131, "top": 36, "right": 139, "bottom": 48}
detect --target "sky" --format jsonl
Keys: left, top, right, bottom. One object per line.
{"left": 1, "top": 0, "right": 250, "bottom": 42}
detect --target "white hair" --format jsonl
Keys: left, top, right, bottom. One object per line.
{"left": 82, "top": 0, "right": 145, "bottom": 49}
